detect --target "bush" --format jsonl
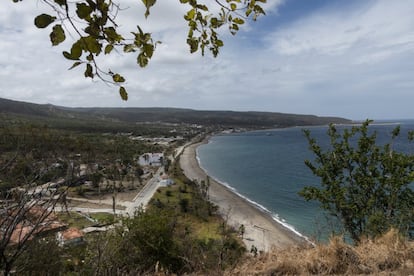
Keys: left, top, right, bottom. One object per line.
{"left": 300, "top": 120, "right": 414, "bottom": 242}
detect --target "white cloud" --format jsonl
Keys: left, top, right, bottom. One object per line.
{"left": 269, "top": 1, "right": 414, "bottom": 58}
{"left": 255, "top": 0, "right": 414, "bottom": 119}
{"left": 0, "top": 0, "right": 413, "bottom": 120}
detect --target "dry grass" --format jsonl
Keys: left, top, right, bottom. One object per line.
{"left": 227, "top": 229, "right": 414, "bottom": 275}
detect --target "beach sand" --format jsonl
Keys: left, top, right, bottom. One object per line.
{"left": 179, "top": 141, "right": 307, "bottom": 252}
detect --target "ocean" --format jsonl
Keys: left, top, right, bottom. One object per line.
{"left": 197, "top": 121, "right": 414, "bottom": 241}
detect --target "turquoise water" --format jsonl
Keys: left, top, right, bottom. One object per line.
{"left": 197, "top": 121, "right": 414, "bottom": 240}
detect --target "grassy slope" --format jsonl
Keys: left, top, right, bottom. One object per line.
{"left": 227, "top": 229, "right": 414, "bottom": 275}
{"left": 150, "top": 162, "right": 241, "bottom": 244}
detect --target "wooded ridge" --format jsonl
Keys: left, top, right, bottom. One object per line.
{"left": 0, "top": 97, "right": 350, "bottom": 128}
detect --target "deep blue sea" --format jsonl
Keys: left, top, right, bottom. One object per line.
{"left": 197, "top": 120, "right": 414, "bottom": 241}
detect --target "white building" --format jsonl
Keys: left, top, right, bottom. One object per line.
{"left": 159, "top": 179, "right": 174, "bottom": 187}
{"left": 138, "top": 153, "right": 164, "bottom": 167}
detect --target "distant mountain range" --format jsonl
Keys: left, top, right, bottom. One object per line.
{"left": 0, "top": 97, "right": 351, "bottom": 129}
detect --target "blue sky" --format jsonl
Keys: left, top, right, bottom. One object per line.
{"left": 1, "top": 0, "right": 414, "bottom": 120}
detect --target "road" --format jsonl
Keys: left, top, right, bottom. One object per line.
{"left": 125, "top": 166, "right": 164, "bottom": 216}
{"left": 49, "top": 166, "right": 165, "bottom": 217}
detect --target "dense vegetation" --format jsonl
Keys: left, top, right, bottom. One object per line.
{"left": 0, "top": 124, "right": 159, "bottom": 194}
{"left": 0, "top": 97, "right": 351, "bottom": 130}
{"left": 2, "top": 104, "right": 414, "bottom": 275}
{"left": 78, "top": 163, "right": 245, "bottom": 275}
{"left": 301, "top": 120, "right": 414, "bottom": 242}
{"left": 0, "top": 118, "right": 245, "bottom": 274}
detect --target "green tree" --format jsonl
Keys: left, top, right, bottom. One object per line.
{"left": 13, "top": 0, "right": 267, "bottom": 100}
{"left": 239, "top": 224, "right": 245, "bottom": 239}
{"left": 102, "top": 208, "right": 184, "bottom": 274}
{"left": 14, "top": 238, "right": 63, "bottom": 275}
{"left": 300, "top": 120, "right": 414, "bottom": 242}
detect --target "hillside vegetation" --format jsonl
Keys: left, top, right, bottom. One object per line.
{"left": 228, "top": 229, "right": 414, "bottom": 275}
{"left": 0, "top": 97, "right": 351, "bottom": 129}
{"left": 2, "top": 98, "right": 413, "bottom": 275}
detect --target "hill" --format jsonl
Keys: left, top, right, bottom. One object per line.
{"left": 0, "top": 97, "right": 351, "bottom": 129}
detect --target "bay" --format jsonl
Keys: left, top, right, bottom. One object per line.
{"left": 197, "top": 121, "right": 414, "bottom": 241}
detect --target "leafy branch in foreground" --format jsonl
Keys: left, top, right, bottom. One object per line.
{"left": 300, "top": 120, "right": 414, "bottom": 242}
{"left": 12, "top": 0, "right": 267, "bottom": 100}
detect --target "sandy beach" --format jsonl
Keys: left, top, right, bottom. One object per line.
{"left": 179, "top": 141, "right": 307, "bottom": 252}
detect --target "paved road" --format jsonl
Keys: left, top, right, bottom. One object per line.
{"left": 125, "top": 166, "right": 164, "bottom": 216}
{"left": 50, "top": 166, "right": 165, "bottom": 217}
{"left": 53, "top": 206, "right": 125, "bottom": 215}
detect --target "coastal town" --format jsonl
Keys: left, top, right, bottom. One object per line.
{"left": 2, "top": 115, "right": 289, "bottom": 274}
{"left": 2, "top": 0, "right": 414, "bottom": 274}
{"left": 1, "top": 121, "right": 300, "bottom": 254}
{"left": 1, "top": 99, "right": 414, "bottom": 275}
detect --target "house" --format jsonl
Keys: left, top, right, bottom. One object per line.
{"left": 159, "top": 173, "right": 174, "bottom": 187}
{"left": 79, "top": 163, "right": 98, "bottom": 176}
{"left": 9, "top": 221, "right": 67, "bottom": 245}
{"left": 4, "top": 206, "right": 67, "bottom": 245}
{"left": 57, "top": 227, "right": 84, "bottom": 246}
{"left": 138, "top": 153, "right": 164, "bottom": 167}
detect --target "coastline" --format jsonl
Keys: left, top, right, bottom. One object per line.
{"left": 179, "top": 139, "right": 307, "bottom": 252}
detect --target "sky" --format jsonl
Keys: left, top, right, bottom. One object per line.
{"left": 1, "top": 0, "right": 414, "bottom": 120}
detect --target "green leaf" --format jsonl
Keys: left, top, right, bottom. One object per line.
{"left": 112, "top": 74, "right": 125, "bottom": 83}
{"left": 232, "top": 24, "right": 239, "bottom": 32}
{"left": 104, "top": 44, "right": 114, "bottom": 54}
{"left": 187, "top": 38, "right": 199, "bottom": 53}
{"left": 408, "top": 131, "right": 414, "bottom": 141}
{"left": 34, "top": 14, "right": 56, "bottom": 29}
{"left": 137, "top": 25, "right": 144, "bottom": 36}
{"left": 124, "top": 44, "right": 136, "bottom": 53}
{"left": 71, "top": 41, "right": 83, "bottom": 59}
{"left": 50, "top": 24, "right": 66, "bottom": 46}
{"left": 82, "top": 36, "right": 102, "bottom": 54}
{"left": 137, "top": 53, "right": 148, "bottom": 67}
{"left": 392, "top": 126, "right": 401, "bottom": 138}
{"left": 142, "top": 0, "right": 156, "bottom": 18}
{"left": 185, "top": 9, "right": 196, "bottom": 20}
{"left": 233, "top": 18, "right": 245, "bottom": 25}
{"left": 143, "top": 33, "right": 151, "bottom": 43}
{"left": 68, "top": 61, "right": 82, "bottom": 70}
{"left": 97, "top": 1, "right": 108, "bottom": 12}
{"left": 254, "top": 5, "right": 266, "bottom": 16}
{"left": 84, "top": 63, "right": 93, "bottom": 78}
{"left": 143, "top": 44, "right": 154, "bottom": 58}
{"left": 142, "top": 0, "right": 157, "bottom": 8}
{"left": 196, "top": 4, "right": 208, "bottom": 11}
{"left": 62, "top": 51, "right": 78, "bottom": 61}
{"left": 216, "top": 39, "right": 224, "bottom": 47}
{"left": 76, "top": 3, "right": 93, "bottom": 20}
{"left": 84, "top": 24, "right": 100, "bottom": 37}
{"left": 86, "top": 0, "right": 97, "bottom": 10}
{"left": 119, "top": 86, "right": 128, "bottom": 101}
{"left": 104, "top": 27, "right": 122, "bottom": 42}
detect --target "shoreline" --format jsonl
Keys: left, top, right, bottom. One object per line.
{"left": 179, "top": 139, "right": 307, "bottom": 252}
